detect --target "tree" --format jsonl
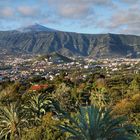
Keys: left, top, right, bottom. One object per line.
{"left": 0, "top": 104, "right": 28, "bottom": 140}
{"left": 90, "top": 83, "right": 108, "bottom": 108}
{"left": 0, "top": 84, "right": 21, "bottom": 106}
{"left": 21, "top": 113, "right": 66, "bottom": 140}
{"left": 58, "top": 105, "right": 137, "bottom": 140}
{"left": 128, "top": 77, "right": 140, "bottom": 95}
{"left": 53, "top": 83, "right": 75, "bottom": 111}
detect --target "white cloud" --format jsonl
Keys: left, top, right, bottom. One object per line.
{"left": 106, "top": 5, "right": 140, "bottom": 34}
{"left": 57, "top": 4, "right": 92, "bottom": 18}
{"left": 0, "top": 7, "right": 14, "bottom": 18}
{"left": 47, "top": 0, "right": 113, "bottom": 19}
{"left": 0, "top": 0, "right": 140, "bottom": 35}
{"left": 17, "top": 6, "right": 38, "bottom": 16}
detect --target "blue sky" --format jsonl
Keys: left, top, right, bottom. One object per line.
{"left": 0, "top": 0, "right": 140, "bottom": 35}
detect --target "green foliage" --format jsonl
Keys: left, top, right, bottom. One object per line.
{"left": 0, "top": 83, "right": 21, "bottom": 106}
{"left": 22, "top": 92, "right": 56, "bottom": 123}
{"left": 59, "top": 105, "right": 138, "bottom": 140}
{"left": 0, "top": 72, "right": 140, "bottom": 139}
{"left": 0, "top": 104, "right": 28, "bottom": 140}
{"left": 21, "top": 112, "right": 66, "bottom": 140}
{"left": 90, "top": 83, "right": 108, "bottom": 108}
{"left": 53, "top": 83, "right": 77, "bottom": 111}
{"left": 128, "top": 77, "right": 140, "bottom": 95}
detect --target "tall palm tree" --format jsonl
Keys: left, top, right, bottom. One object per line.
{"left": 58, "top": 105, "right": 137, "bottom": 140}
{"left": 0, "top": 104, "right": 28, "bottom": 140}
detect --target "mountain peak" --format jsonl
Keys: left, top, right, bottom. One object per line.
{"left": 17, "top": 24, "right": 57, "bottom": 32}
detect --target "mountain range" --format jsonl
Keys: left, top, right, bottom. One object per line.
{"left": 0, "top": 24, "right": 140, "bottom": 58}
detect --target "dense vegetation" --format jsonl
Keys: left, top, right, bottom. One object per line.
{"left": 0, "top": 71, "right": 140, "bottom": 140}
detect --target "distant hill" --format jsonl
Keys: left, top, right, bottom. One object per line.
{"left": 48, "top": 52, "right": 73, "bottom": 63}
{"left": 0, "top": 24, "right": 140, "bottom": 58}
{"left": 36, "top": 52, "right": 73, "bottom": 63}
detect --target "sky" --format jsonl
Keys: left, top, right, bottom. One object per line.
{"left": 0, "top": 0, "right": 140, "bottom": 35}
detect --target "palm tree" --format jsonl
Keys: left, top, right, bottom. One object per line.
{"left": 0, "top": 104, "right": 28, "bottom": 140}
{"left": 58, "top": 105, "right": 137, "bottom": 140}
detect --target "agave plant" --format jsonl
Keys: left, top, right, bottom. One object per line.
{"left": 23, "top": 93, "right": 55, "bottom": 120}
{"left": 58, "top": 105, "right": 137, "bottom": 140}
{"left": 0, "top": 104, "right": 28, "bottom": 140}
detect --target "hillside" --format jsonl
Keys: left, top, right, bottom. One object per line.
{"left": 36, "top": 52, "right": 73, "bottom": 63}
{"left": 0, "top": 25, "right": 140, "bottom": 58}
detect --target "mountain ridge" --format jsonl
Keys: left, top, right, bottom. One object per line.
{"left": 0, "top": 24, "right": 140, "bottom": 58}
{"left": 16, "top": 24, "right": 58, "bottom": 33}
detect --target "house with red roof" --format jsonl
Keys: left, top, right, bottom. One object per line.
{"left": 30, "top": 84, "right": 48, "bottom": 91}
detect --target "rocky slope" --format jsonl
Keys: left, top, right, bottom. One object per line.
{"left": 0, "top": 24, "right": 140, "bottom": 58}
